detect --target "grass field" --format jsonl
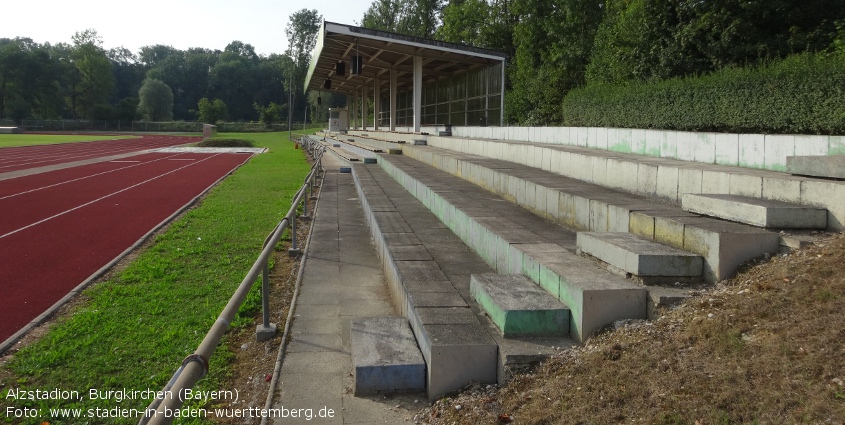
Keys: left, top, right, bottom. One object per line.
{"left": 0, "top": 130, "right": 316, "bottom": 425}
{"left": 0, "top": 134, "right": 138, "bottom": 148}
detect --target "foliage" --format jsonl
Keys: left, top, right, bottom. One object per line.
{"left": 137, "top": 78, "right": 173, "bottom": 121}
{"left": 71, "top": 29, "right": 115, "bottom": 120}
{"left": 197, "top": 137, "right": 256, "bottom": 147}
{"left": 284, "top": 9, "right": 322, "bottom": 126}
{"left": 361, "top": 0, "right": 443, "bottom": 38}
{"left": 505, "top": 0, "right": 604, "bottom": 124}
{"left": 197, "top": 97, "right": 227, "bottom": 124}
{"left": 436, "top": 0, "right": 517, "bottom": 57}
{"left": 562, "top": 52, "right": 845, "bottom": 134}
{"left": 254, "top": 102, "right": 285, "bottom": 127}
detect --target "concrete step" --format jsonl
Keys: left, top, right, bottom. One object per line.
{"left": 356, "top": 140, "right": 780, "bottom": 283}
{"left": 682, "top": 193, "right": 827, "bottom": 229}
{"left": 373, "top": 155, "right": 647, "bottom": 342}
{"left": 787, "top": 155, "right": 845, "bottom": 179}
{"left": 350, "top": 317, "right": 426, "bottom": 395}
{"left": 576, "top": 232, "right": 703, "bottom": 277}
{"left": 470, "top": 274, "right": 569, "bottom": 337}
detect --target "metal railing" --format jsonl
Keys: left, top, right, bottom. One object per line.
{"left": 139, "top": 136, "right": 326, "bottom": 425}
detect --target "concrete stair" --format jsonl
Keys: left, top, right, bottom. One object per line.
{"left": 681, "top": 193, "right": 828, "bottom": 229}
{"left": 371, "top": 154, "right": 647, "bottom": 342}
{"left": 350, "top": 317, "right": 426, "bottom": 395}
{"left": 787, "top": 155, "right": 845, "bottom": 179}
{"left": 349, "top": 139, "right": 780, "bottom": 283}
{"left": 576, "top": 232, "right": 703, "bottom": 278}
{"left": 351, "top": 163, "right": 570, "bottom": 398}
{"left": 470, "top": 274, "right": 569, "bottom": 337}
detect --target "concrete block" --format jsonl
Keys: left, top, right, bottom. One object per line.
{"left": 793, "top": 135, "right": 829, "bottom": 157}
{"left": 715, "top": 133, "right": 739, "bottom": 166}
{"left": 660, "top": 131, "right": 678, "bottom": 159}
{"left": 629, "top": 212, "right": 655, "bottom": 240}
{"left": 591, "top": 156, "right": 608, "bottom": 186}
{"left": 680, "top": 217, "right": 780, "bottom": 281}
{"left": 762, "top": 176, "right": 802, "bottom": 203}
{"left": 589, "top": 199, "right": 609, "bottom": 232}
{"left": 608, "top": 128, "right": 632, "bottom": 153}
{"left": 655, "top": 166, "right": 680, "bottom": 201}
{"left": 682, "top": 193, "right": 827, "bottom": 229}
{"left": 801, "top": 180, "right": 845, "bottom": 230}
{"left": 574, "top": 195, "right": 592, "bottom": 230}
{"left": 596, "top": 127, "right": 609, "bottom": 150}
{"left": 605, "top": 158, "right": 628, "bottom": 190}
{"left": 541, "top": 255, "right": 647, "bottom": 341}
{"left": 787, "top": 156, "right": 845, "bottom": 179}
{"left": 632, "top": 129, "right": 647, "bottom": 154}
{"left": 729, "top": 173, "right": 762, "bottom": 198}
{"left": 644, "top": 130, "right": 662, "bottom": 156}
{"left": 700, "top": 170, "right": 731, "bottom": 194}
{"left": 636, "top": 163, "right": 658, "bottom": 196}
{"left": 470, "top": 274, "right": 569, "bottom": 337}
{"left": 830, "top": 136, "right": 845, "bottom": 155}
{"left": 414, "top": 323, "right": 498, "bottom": 400}
{"left": 607, "top": 204, "right": 632, "bottom": 233}
{"left": 738, "top": 134, "right": 765, "bottom": 169}
{"left": 577, "top": 232, "right": 702, "bottom": 277}
{"left": 653, "top": 216, "right": 686, "bottom": 249}
{"left": 677, "top": 168, "right": 703, "bottom": 197}
{"left": 694, "top": 133, "right": 716, "bottom": 164}
{"left": 764, "top": 135, "right": 795, "bottom": 171}
{"left": 351, "top": 317, "right": 425, "bottom": 395}
{"left": 676, "top": 132, "right": 697, "bottom": 161}
{"left": 558, "top": 192, "right": 579, "bottom": 229}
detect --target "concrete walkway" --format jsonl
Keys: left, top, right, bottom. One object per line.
{"left": 273, "top": 154, "right": 419, "bottom": 424}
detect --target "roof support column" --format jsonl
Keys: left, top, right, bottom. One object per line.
{"left": 389, "top": 69, "right": 397, "bottom": 132}
{"left": 350, "top": 90, "right": 358, "bottom": 130}
{"left": 373, "top": 78, "right": 380, "bottom": 130}
{"left": 413, "top": 55, "right": 422, "bottom": 133}
{"left": 362, "top": 82, "right": 368, "bottom": 131}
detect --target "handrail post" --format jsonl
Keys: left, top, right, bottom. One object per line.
{"left": 301, "top": 188, "right": 310, "bottom": 220}
{"left": 287, "top": 212, "right": 300, "bottom": 257}
{"left": 255, "top": 260, "right": 276, "bottom": 341}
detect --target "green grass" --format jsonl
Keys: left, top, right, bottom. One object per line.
{"left": 0, "top": 134, "right": 138, "bottom": 148}
{"left": 0, "top": 130, "right": 318, "bottom": 424}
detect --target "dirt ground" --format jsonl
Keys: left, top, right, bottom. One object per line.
{"left": 419, "top": 232, "right": 845, "bottom": 424}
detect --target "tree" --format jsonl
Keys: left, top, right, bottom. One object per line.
{"left": 254, "top": 102, "right": 285, "bottom": 126}
{"left": 284, "top": 9, "right": 322, "bottom": 125}
{"left": 71, "top": 29, "right": 115, "bottom": 119}
{"left": 437, "top": 0, "right": 517, "bottom": 57}
{"left": 361, "top": 0, "right": 444, "bottom": 38}
{"left": 138, "top": 78, "right": 173, "bottom": 121}
{"left": 197, "top": 97, "right": 227, "bottom": 124}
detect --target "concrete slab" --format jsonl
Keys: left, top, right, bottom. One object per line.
{"left": 469, "top": 274, "right": 569, "bottom": 336}
{"left": 350, "top": 317, "right": 426, "bottom": 395}
{"left": 576, "top": 232, "right": 703, "bottom": 277}
{"left": 787, "top": 155, "right": 845, "bottom": 179}
{"left": 414, "top": 324, "right": 498, "bottom": 400}
{"left": 682, "top": 193, "right": 827, "bottom": 229}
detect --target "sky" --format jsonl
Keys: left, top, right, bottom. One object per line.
{"left": 1, "top": 0, "right": 372, "bottom": 56}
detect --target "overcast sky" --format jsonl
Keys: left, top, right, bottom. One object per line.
{"left": 1, "top": 0, "right": 372, "bottom": 56}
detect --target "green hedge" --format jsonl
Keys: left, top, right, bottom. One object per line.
{"left": 561, "top": 52, "right": 845, "bottom": 135}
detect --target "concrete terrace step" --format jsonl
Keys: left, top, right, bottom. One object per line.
{"left": 470, "top": 274, "right": 569, "bottom": 337}
{"left": 371, "top": 154, "right": 647, "bottom": 342}
{"left": 350, "top": 129, "right": 845, "bottom": 231}
{"left": 354, "top": 139, "right": 780, "bottom": 283}
{"left": 576, "top": 232, "right": 703, "bottom": 278}
{"left": 787, "top": 155, "right": 845, "bottom": 179}
{"left": 350, "top": 317, "right": 426, "bottom": 396}
{"left": 351, "top": 163, "right": 570, "bottom": 398}
{"left": 317, "top": 133, "right": 385, "bottom": 163}
{"left": 682, "top": 193, "right": 828, "bottom": 229}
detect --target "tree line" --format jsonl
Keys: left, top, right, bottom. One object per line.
{"left": 0, "top": 9, "right": 325, "bottom": 125}
{"left": 361, "top": 0, "right": 845, "bottom": 125}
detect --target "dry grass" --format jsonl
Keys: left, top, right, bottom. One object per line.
{"left": 423, "top": 233, "right": 845, "bottom": 425}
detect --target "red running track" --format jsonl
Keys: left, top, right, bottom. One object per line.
{"left": 0, "top": 135, "right": 197, "bottom": 173}
{"left": 0, "top": 151, "right": 253, "bottom": 343}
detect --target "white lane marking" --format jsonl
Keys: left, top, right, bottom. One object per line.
{"left": 109, "top": 160, "right": 142, "bottom": 163}
{"left": 0, "top": 154, "right": 221, "bottom": 240}
{"left": 168, "top": 158, "right": 197, "bottom": 161}
{"left": 0, "top": 154, "right": 185, "bottom": 201}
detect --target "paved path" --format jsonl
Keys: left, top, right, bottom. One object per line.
{"left": 273, "top": 154, "right": 419, "bottom": 424}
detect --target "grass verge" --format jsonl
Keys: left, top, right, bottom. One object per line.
{"left": 0, "top": 134, "right": 137, "bottom": 148}
{"left": 0, "top": 130, "right": 318, "bottom": 424}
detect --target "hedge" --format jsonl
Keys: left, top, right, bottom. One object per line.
{"left": 561, "top": 52, "right": 845, "bottom": 135}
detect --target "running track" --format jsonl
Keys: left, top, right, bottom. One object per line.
{"left": 0, "top": 136, "right": 253, "bottom": 344}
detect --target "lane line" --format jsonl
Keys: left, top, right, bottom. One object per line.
{"left": 0, "top": 154, "right": 222, "bottom": 239}
{"left": 0, "top": 153, "right": 187, "bottom": 201}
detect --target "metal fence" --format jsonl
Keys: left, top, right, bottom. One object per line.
{"left": 0, "top": 119, "right": 325, "bottom": 133}
{"left": 138, "top": 138, "right": 326, "bottom": 425}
